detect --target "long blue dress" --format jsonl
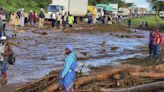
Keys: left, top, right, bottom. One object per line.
{"left": 59, "top": 53, "right": 77, "bottom": 92}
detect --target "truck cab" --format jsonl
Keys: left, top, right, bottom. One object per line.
{"left": 45, "top": 4, "right": 65, "bottom": 20}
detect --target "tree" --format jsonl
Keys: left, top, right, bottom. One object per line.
{"left": 88, "top": 0, "right": 134, "bottom": 7}
{"left": 146, "top": 0, "right": 164, "bottom": 16}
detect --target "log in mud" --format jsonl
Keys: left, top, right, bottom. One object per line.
{"left": 12, "top": 64, "right": 164, "bottom": 92}
{"left": 100, "top": 81, "right": 164, "bottom": 92}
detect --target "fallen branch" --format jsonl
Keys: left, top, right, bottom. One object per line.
{"left": 42, "top": 82, "right": 59, "bottom": 92}
{"left": 129, "top": 72, "right": 164, "bottom": 79}
{"left": 16, "top": 74, "right": 57, "bottom": 92}
{"left": 148, "top": 64, "right": 164, "bottom": 71}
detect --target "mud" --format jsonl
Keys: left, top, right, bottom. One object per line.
{"left": 0, "top": 23, "right": 155, "bottom": 92}
{"left": 3, "top": 24, "right": 150, "bottom": 85}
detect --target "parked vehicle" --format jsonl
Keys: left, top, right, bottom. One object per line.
{"left": 159, "top": 11, "right": 164, "bottom": 19}
{"left": 45, "top": 0, "right": 88, "bottom": 19}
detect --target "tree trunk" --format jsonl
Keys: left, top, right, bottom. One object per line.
{"left": 74, "top": 66, "right": 127, "bottom": 89}
{"left": 100, "top": 81, "right": 164, "bottom": 92}
{"left": 129, "top": 72, "right": 164, "bottom": 79}
{"left": 42, "top": 68, "right": 122, "bottom": 92}
{"left": 42, "top": 82, "right": 59, "bottom": 92}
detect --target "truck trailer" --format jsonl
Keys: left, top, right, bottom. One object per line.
{"left": 45, "top": 0, "right": 88, "bottom": 19}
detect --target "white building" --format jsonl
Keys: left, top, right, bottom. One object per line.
{"left": 118, "top": 7, "right": 130, "bottom": 16}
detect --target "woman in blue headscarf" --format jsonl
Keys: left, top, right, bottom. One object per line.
{"left": 59, "top": 44, "right": 77, "bottom": 92}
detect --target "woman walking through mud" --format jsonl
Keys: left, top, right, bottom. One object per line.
{"left": 59, "top": 44, "right": 77, "bottom": 92}
{"left": 9, "top": 12, "right": 19, "bottom": 38}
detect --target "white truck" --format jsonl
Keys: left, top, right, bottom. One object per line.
{"left": 159, "top": 11, "right": 164, "bottom": 19}
{"left": 45, "top": 0, "right": 88, "bottom": 19}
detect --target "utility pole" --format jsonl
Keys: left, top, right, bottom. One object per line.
{"left": 68, "top": 0, "right": 70, "bottom": 14}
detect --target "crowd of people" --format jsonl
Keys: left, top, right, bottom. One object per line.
{"left": 51, "top": 11, "right": 74, "bottom": 29}
{"left": 86, "top": 12, "right": 122, "bottom": 25}
{"left": 1, "top": 7, "right": 75, "bottom": 33}
{"left": 8, "top": 8, "right": 45, "bottom": 28}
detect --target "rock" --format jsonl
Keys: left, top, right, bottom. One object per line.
{"left": 111, "top": 47, "right": 118, "bottom": 51}
{"left": 110, "top": 33, "right": 113, "bottom": 36}
{"left": 80, "top": 52, "right": 88, "bottom": 56}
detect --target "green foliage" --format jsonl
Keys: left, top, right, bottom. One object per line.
{"left": 88, "top": 0, "right": 134, "bottom": 7}
{"left": 0, "top": 0, "right": 42, "bottom": 13}
{"left": 147, "top": 0, "right": 164, "bottom": 11}
{"left": 122, "top": 16, "right": 164, "bottom": 30}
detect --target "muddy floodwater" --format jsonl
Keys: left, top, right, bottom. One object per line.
{"left": 5, "top": 29, "right": 149, "bottom": 84}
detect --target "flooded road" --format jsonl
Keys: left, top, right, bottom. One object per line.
{"left": 6, "top": 29, "right": 149, "bottom": 84}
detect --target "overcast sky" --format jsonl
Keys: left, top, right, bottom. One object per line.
{"left": 125, "top": 0, "right": 150, "bottom": 9}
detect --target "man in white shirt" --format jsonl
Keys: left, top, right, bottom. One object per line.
{"left": 51, "top": 11, "right": 56, "bottom": 28}
{"left": 0, "top": 36, "right": 8, "bottom": 85}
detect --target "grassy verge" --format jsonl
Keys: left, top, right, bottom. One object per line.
{"left": 122, "top": 16, "right": 164, "bottom": 30}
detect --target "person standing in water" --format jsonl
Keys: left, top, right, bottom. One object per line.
{"left": 20, "top": 8, "right": 25, "bottom": 27}
{"left": 33, "top": 11, "right": 37, "bottom": 25}
{"left": 149, "top": 28, "right": 154, "bottom": 58}
{"left": 29, "top": 10, "right": 33, "bottom": 26}
{"left": 9, "top": 12, "right": 19, "bottom": 38}
{"left": 68, "top": 14, "right": 74, "bottom": 30}
{"left": 59, "top": 44, "right": 77, "bottom": 92}
{"left": 0, "top": 8, "right": 6, "bottom": 36}
{"left": 39, "top": 8, "right": 45, "bottom": 28}
{"left": 128, "top": 19, "right": 132, "bottom": 28}
{"left": 51, "top": 11, "right": 56, "bottom": 28}
{"left": 152, "top": 28, "right": 163, "bottom": 61}
{"left": 0, "top": 36, "right": 13, "bottom": 85}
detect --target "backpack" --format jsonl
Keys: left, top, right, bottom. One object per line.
{"left": 39, "top": 12, "right": 45, "bottom": 18}
{"left": 8, "top": 52, "right": 16, "bottom": 65}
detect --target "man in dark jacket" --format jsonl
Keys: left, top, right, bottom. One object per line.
{"left": 29, "top": 10, "right": 33, "bottom": 26}
{"left": 39, "top": 8, "right": 45, "bottom": 28}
